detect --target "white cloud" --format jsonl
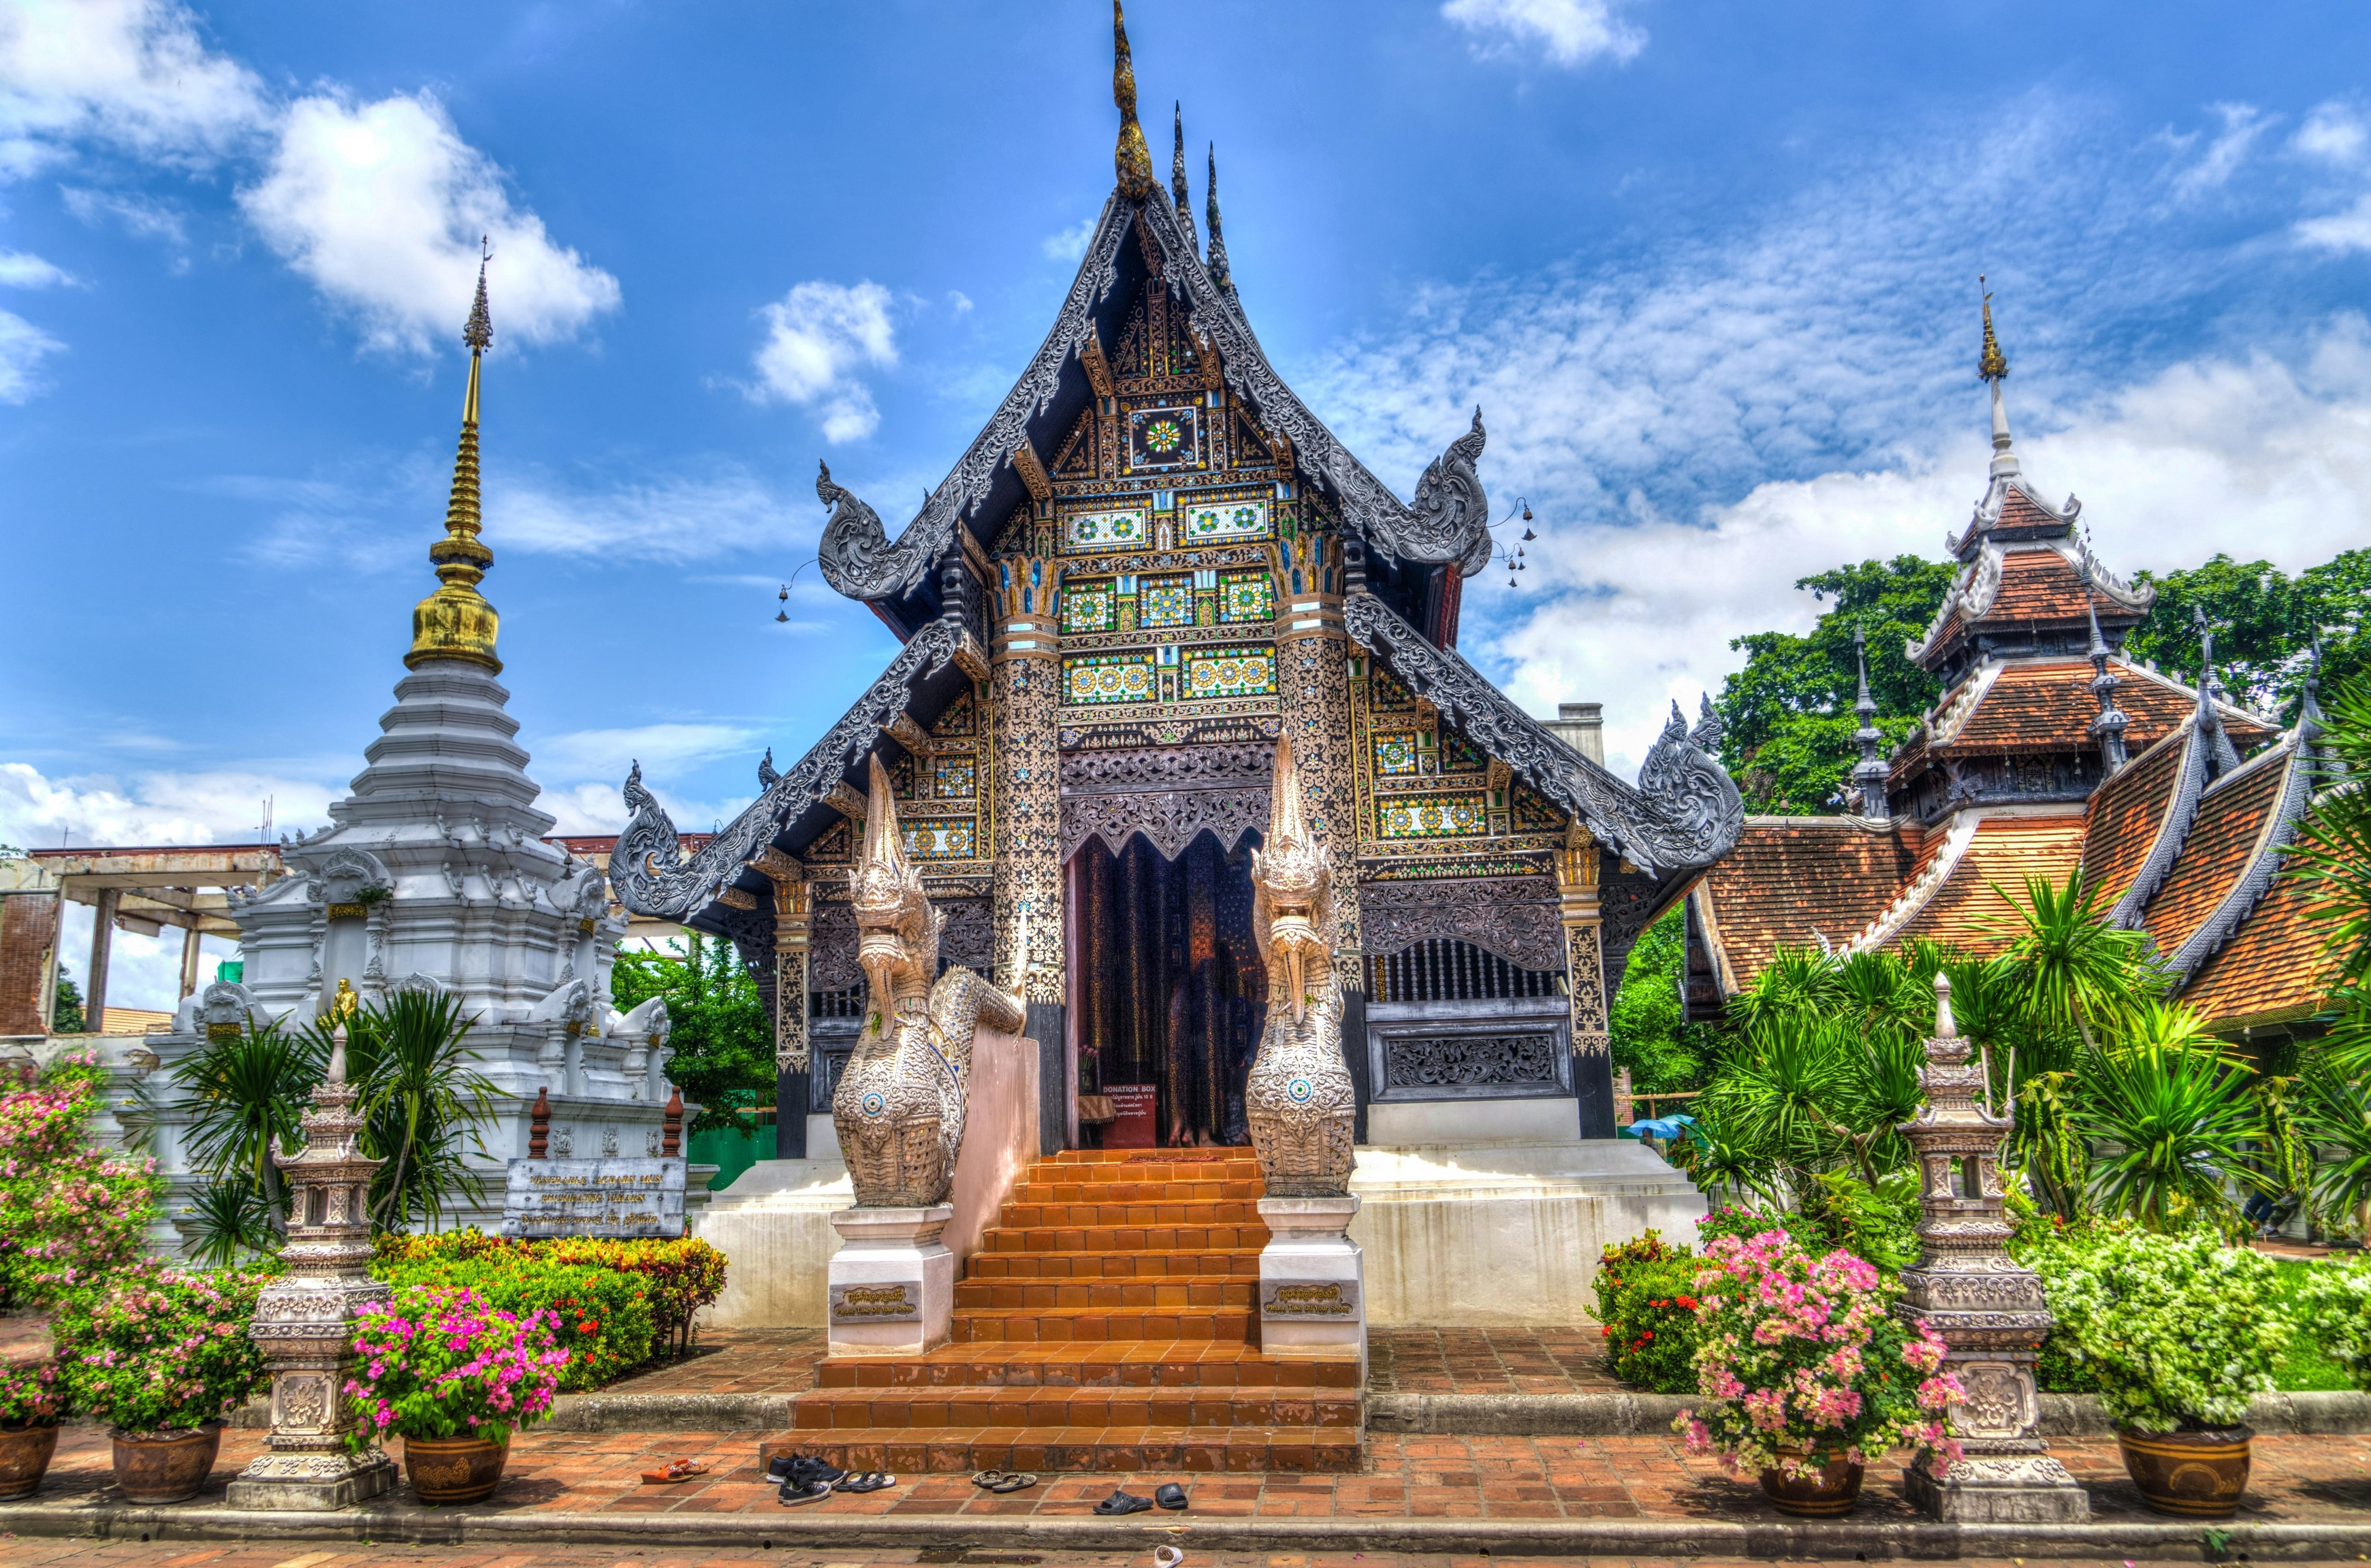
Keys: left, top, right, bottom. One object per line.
{"left": 1441, "top": 0, "right": 1646, "bottom": 68}
{"left": 1041, "top": 216, "right": 1097, "bottom": 262}
{"left": 240, "top": 91, "right": 621, "bottom": 354}
{"left": 2297, "top": 193, "right": 2371, "bottom": 254}
{"left": 0, "top": 0, "right": 268, "bottom": 173}
{"left": 0, "top": 761, "right": 338, "bottom": 849}
{"left": 749, "top": 279, "right": 896, "bottom": 443}
{"left": 2295, "top": 101, "right": 2367, "bottom": 165}
{"left": 0, "top": 305, "right": 62, "bottom": 400}
{"left": 489, "top": 464, "right": 813, "bottom": 561}
{"left": 1484, "top": 320, "right": 2371, "bottom": 778}
{"left": 60, "top": 182, "right": 186, "bottom": 245}
{"left": 2168, "top": 102, "right": 2272, "bottom": 199}
{"left": 0, "top": 248, "right": 73, "bottom": 286}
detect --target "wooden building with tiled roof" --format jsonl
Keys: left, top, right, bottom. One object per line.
{"left": 1686, "top": 302, "right": 2341, "bottom": 1041}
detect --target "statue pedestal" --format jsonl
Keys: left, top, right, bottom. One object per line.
{"left": 227, "top": 1449, "right": 398, "bottom": 1512}
{"left": 1904, "top": 1450, "right": 2091, "bottom": 1523}
{"left": 827, "top": 1204, "right": 955, "bottom": 1356}
{"left": 1256, "top": 1195, "right": 1366, "bottom": 1376}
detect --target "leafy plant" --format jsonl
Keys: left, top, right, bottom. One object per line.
{"left": 373, "top": 1229, "right": 728, "bottom": 1355}
{"left": 2290, "top": 674, "right": 2371, "bottom": 1075}
{"left": 345, "top": 1285, "right": 567, "bottom": 1447}
{"left": 1991, "top": 870, "right": 2162, "bottom": 1056}
{"left": 2299, "top": 1062, "right": 2371, "bottom": 1229}
{"left": 179, "top": 1173, "right": 282, "bottom": 1269}
{"left": 312, "top": 990, "right": 500, "bottom": 1231}
{"left": 165, "top": 1020, "right": 313, "bottom": 1220}
{"left": 2073, "top": 1043, "right": 2265, "bottom": 1231}
{"left": 1591, "top": 1232, "right": 1702, "bottom": 1393}
{"left": 54, "top": 1262, "right": 270, "bottom": 1435}
{"left": 1609, "top": 910, "right": 1722, "bottom": 1094}
{"left": 612, "top": 934, "right": 769, "bottom": 1134}
{"left": 372, "top": 1254, "right": 652, "bottom": 1391}
{"left": 1802, "top": 1168, "right": 1923, "bottom": 1274}
{"left": 1671, "top": 1110, "right": 1779, "bottom": 1208}
{"left": 1675, "top": 1228, "right": 1964, "bottom": 1477}
{"left": 2030, "top": 1226, "right": 2288, "bottom": 1431}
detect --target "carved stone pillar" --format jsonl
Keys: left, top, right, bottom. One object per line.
{"left": 991, "top": 608, "right": 1066, "bottom": 1151}
{"left": 1556, "top": 827, "right": 1615, "bottom": 1139}
{"left": 227, "top": 1026, "right": 396, "bottom": 1511}
{"left": 756, "top": 846, "right": 809, "bottom": 1160}
{"left": 1899, "top": 975, "right": 2089, "bottom": 1522}
{"left": 1276, "top": 589, "right": 1369, "bottom": 1137}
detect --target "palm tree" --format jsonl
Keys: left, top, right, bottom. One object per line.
{"left": 2289, "top": 673, "right": 2371, "bottom": 1071}
{"left": 165, "top": 1020, "right": 318, "bottom": 1223}
{"left": 2073, "top": 1039, "right": 2266, "bottom": 1230}
{"left": 1991, "top": 869, "right": 2162, "bottom": 1059}
{"left": 307, "top": 990, "right": 501, "bottom": 1231}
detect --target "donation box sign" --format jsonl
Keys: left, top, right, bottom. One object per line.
{"left": 1104, "top": 1083, "right": 1158, "bottom": 1149}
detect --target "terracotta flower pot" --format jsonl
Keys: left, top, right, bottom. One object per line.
{"left": 1759, "top": 1449, "right": 1865, "bottom": 1517}
{"left": 403, "top": 1434, "right": 510, "bottom": 1504}
{"left": 109, "top": 1423, "right": 223, "bottom": 1504}
{"left": 0, "top": 1423, "right": 59, "bottom": 1499}
{"left": 2117, "top": 1426, "right": 2252, "bottom": 1519}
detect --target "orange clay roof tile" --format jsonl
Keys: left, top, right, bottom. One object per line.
{"left": 2181, "top": 829, "right": 2343, "bottom": 1025}
{"left": 1694, "top": 817, "right": 1924, "bottom": 988}
{"left": 2138, "top": 751, "right": 2291, "bottom": 957}
{"left": 1889, "top": 814, "right": 2089, "bottom": 954}
{"left": 2080, "top": 728, "right": 2190, "bottom": 907}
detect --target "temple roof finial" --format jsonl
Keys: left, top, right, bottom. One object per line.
{"left": 1850, "top": 623, "right": 1889, "bottom": 820}
{"left": 1978, "top": 276, "right": 2008, "bottom": 383}
{"left": 1171, "top": 101, "right": 1198, "bottom": 242}
{"left": 1978, "top": 277, "right": 2020, "bottom": 480}
{"left": 1205, "top": 142, "right": 1234, "bottom": 297}
{"left": 2077, "top": 559, "right": 2128, "bottom": 774}
{"left": 1112, "top": 1, "right": 1156, "bottom": 200}
{"left": 406, "top": 245, "right": 501, "bottom": 673}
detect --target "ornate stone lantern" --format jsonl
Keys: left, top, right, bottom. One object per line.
{"left": 226, "top": 1025, "right": 398, "bottom": 1510}
{"left": 1897, "top": 975, "right": 2088, "bottom": 1522}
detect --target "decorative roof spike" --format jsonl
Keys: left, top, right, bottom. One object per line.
{"left": 1205, "top": 142, "right": 1234, "bottom": 298}
{"left": 406, "top": 243, "right": 501, "bottom": 673}
{"left": 1931, "top": 971, "right": 1957, "bottom": 1042}
{"left": 1171, "top": 101, "right": 1198, "bottom": 244}
{"left": 2077, "top": 563, "right": 2128, "bottom": 774}
{"left": 861, "top": 754, "right": 908, "bottom": 875}
{"left": 1977, "top": 276, "right": 2008, "bottom": 382}
{"left": 1977, "top": 281, "right": 2022, "bottom": 481}
{"left": 1111, "top": 0, "right": 1156, "bottom": 200}
{"left": 2193, "top": 606, "right": 2242, "bottom": 779}
{"left": 1850, "top": 623, "right": 1890, "bottom": 821}
{"left": 2301, "top": 633, "right": 2326, "bottom": 733}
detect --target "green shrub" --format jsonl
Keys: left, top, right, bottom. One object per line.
{"left": 1696, "top": 1205, "right": 1801, "bottom": 1248}
{"left": 1801, "top": 1169, "right": 1922, "bottom": 1273}
{"left": 1591, "top": 1232, "right": 1703, "bottom": 1393}
{"left": 374, "top": 1254, "right": 654, "bottom": 1391}
{"left": 2030, "top": 1226, "right": 2288, "bottom": 1431}
{"left": 2291, "top": 1255, "right": 2371, "bottom": 1391}
{"left": 374, "top": 1230, "right": 727, "bottom": 1345}
{"left": 0, "top": 1060, "right": 159, "bottom": 1308}
{"left": 54, "top": 1262, "right": 270, "bottom": 1434}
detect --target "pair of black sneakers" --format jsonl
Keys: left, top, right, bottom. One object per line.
{"left": 767, "top": 1452, "right": 848, "bottom": 1504}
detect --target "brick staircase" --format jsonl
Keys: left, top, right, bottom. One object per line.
{"left": 763, "top": 1148, "right": 1363, "bottom": 1474}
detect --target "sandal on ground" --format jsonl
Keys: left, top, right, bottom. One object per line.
{"left": 1093, "top": 1488, "right": 1153, "bottom": 1515}
{"left": 1154, "top": 1483, "right": 1187, "bottom": 1510}
{"left": 639, "top": 1458, "right": 709, "bottom": 1484}
{"left": 971, "top": 1469, "right": 1011, "bottom": 1488}
{"left": 990, "top": 1472, "right": 1038, "bottom": 1493}
{"left": 836, "top": 1471, "right": 895, "bottom": 1493}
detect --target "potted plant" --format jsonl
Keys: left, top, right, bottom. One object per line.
{"left": 2035, "top": 1226, "right": 2286, "bottom": 1518}
{"left": 1676, "top": 1228, "right": 1964, "bottom": 1517}
{"left": 0, "top": 1358, "right": 64, "bottom": 1498}
{"left": 347, "top": 1285, "right": 566, "bottom": 1504}
{"left": 54, "top": 1264, "right": 269, "bottom": 1504}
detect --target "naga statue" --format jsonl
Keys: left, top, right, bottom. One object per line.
{"left": 835, "top": 755, "right": 1027, "bottom": 1209}
{"left": 1244, "top": 736, "right": 1356, "bottom": 1196}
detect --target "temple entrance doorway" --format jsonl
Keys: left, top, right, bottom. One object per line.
{"left": 1065, "top": 829, "right": 1266, "bottom": 1148}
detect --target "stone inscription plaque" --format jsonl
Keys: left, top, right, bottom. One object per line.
{"left": 501, "top": 1157, "right": 686, "bottom": 1239}
{"left": 830, "top": 1281, "right": 923, "bottom": 1324}
{"left": 1260, "top": 1279, "right": 1361, "bottom": 1320}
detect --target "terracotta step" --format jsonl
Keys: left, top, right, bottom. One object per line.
{"left": 994, "top": 1199, "right": 1264, "bottom": 1228}
{"left": 982, "top": 1223, "right": 1271, "bottom": 1253}
{"left": 762, "top": 1424, "right": 1360, "bottom": 1475}
{"left": 1051, "top": 1147, "right": 1257, "bottom": 1165}
{"left": 790, "top": 1384, "right": 1360, "bottom": 1432}
{"left": 815, "top": 1343, "right": 1358, "bottom": 1390}
{"left": 953, "top": 1275, "right": 1256, "bottom": 1311}
{"left": 965, "top": 1249, "right": 1260, "bottom": 1281}
{"left": 952, "top": 1304, "right": 1256, "bottom": 1345}
{"left": 1009, "top": 1177, "right": 1262, "bottom": 1204}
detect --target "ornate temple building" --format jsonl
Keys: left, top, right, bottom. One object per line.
{"left": 613, "top": 19, "right": 1742, "bottom": 1180}
{"left": 1688, "top": 302, "right": 2342, "bottom": 1043}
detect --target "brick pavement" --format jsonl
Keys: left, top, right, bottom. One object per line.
{"left": 19, "top": 1423, "right": 2371, "bottom": 1524}
{"left": 605, "top": 1329, "right": 829, "bottom": 1396}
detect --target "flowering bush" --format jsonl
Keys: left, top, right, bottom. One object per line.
{"left": 0, "top": 1061, "right": 159, "bottom": 1308}
{"left": 1593, "top": 1232, "right": 1704, "bottom": 1393}
{"left": 2293, "top": 1255, "right": 2371, "bottom": 1391}
{"left": 53, "top": 1262, "right": 270, "bottom": 1435}
{"left": 2033, "top": 1225, "right": 2288, "bottom": 1431}
{"left": 374, "top": 1254, "right": 653, "bottom": 1391}
{"left": 345, "top": 1285, "right": 567, "bottom": 1446}
{"left": 1696, "top": 1205, "right": 1804, "bottom": 1248}
{"left": 1676, "top": 1229, "right": 1964, "bottom": 1479}
{"left": 376, "top": 1229, "right": 727, "bottom": 1352}
{"left": 0, "top": 1359, "right": 64, "bottom": 1429}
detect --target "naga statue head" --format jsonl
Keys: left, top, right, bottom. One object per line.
{"left": 1250, "top": 735, "right": 1333, "bottom": 1023}
{"left": 849, "top": 755, "right": 937, "bottom": 1027}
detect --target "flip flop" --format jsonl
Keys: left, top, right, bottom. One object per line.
{"left": 1093, "top": 1488, "right": 1153, "bottom": 1515}
{"left": 837, "top": 1471, "right": 895, "bottom": 1493}
{"left": 1154, "top": 1483, "right": 1187, "bottom": 1510}
{"left": 639, "top": 1458, "right": 710, "bottom": 1484}
{"left": 990, "top": 1472, "right": 1038, "bottom": 1493}
{"left": 971, "top": 1469, "right": 1011, "bottom": 1489}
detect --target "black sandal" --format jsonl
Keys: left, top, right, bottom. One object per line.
{"left": 991, "top": 1472, "right": 1038, "bottom": 1493}
{"left": 1154, "top": 1483, "right": 1188, "bottom": 1510}
{"left": 1093, "top": 1488, "right": 1153, "bottom": 1515}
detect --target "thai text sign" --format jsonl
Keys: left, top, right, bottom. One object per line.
{"left": 830, "top": 1281, "right": 923, "bottom": 1324}
{"left": 1260, "top": 1279, "right": 1360, "bottom": 1320}
{"left": 501, "top": 1157, "right": 686, "bottom": 1239}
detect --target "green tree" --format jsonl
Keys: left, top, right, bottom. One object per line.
{"left": 2126, "top": 549, "right": 2371, "bottom": 719}
{"left": 1715, "top": 555, "right": 1958, "bottom": 814}
{"left": 50, "top": 975, "right": 84, "bottom": 1035}
{"left": 611, "top": 935, "right": 773, "bottom": 1134}
{"left": 1608, "top": 911, "right": 1721, "bottom": 1094}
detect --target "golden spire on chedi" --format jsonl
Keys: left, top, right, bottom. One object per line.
{"left": 1111, "top": 0, "right": 1156, "bottom": 201}
{"left": 407, "top": 245, "right": 502, "bottom": 674}
{"left": 1978, "top": 274, "right": 2010, "bottom": 383}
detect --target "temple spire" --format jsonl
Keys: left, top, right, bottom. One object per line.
{"left": 1171, "top": 101, "right": 1198, "bottom": 245}
{"left": 2193, "top": 606, "right": 2242, "bottom": 779}
{"left": 1111, "top": 1, "right": 1156, "bottom": 200}
{"left": 1850, "top": 624, "right": 1890, "bottom": 820}
{"left": 1205, "top": 142, "right": 1235, "bottom": 299}
{"left": 406, "top": 244, "right": 501, "bottom": 673}
{"left": 1979, "top": 277, "right": 2021, "bottom": 481}
{"left": 2078, "top": 562, "right": 2128, "bottom": 775}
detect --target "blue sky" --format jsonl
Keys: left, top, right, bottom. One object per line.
{"left": 7, "top": 0, "right": 2371, "bottom": 1007}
